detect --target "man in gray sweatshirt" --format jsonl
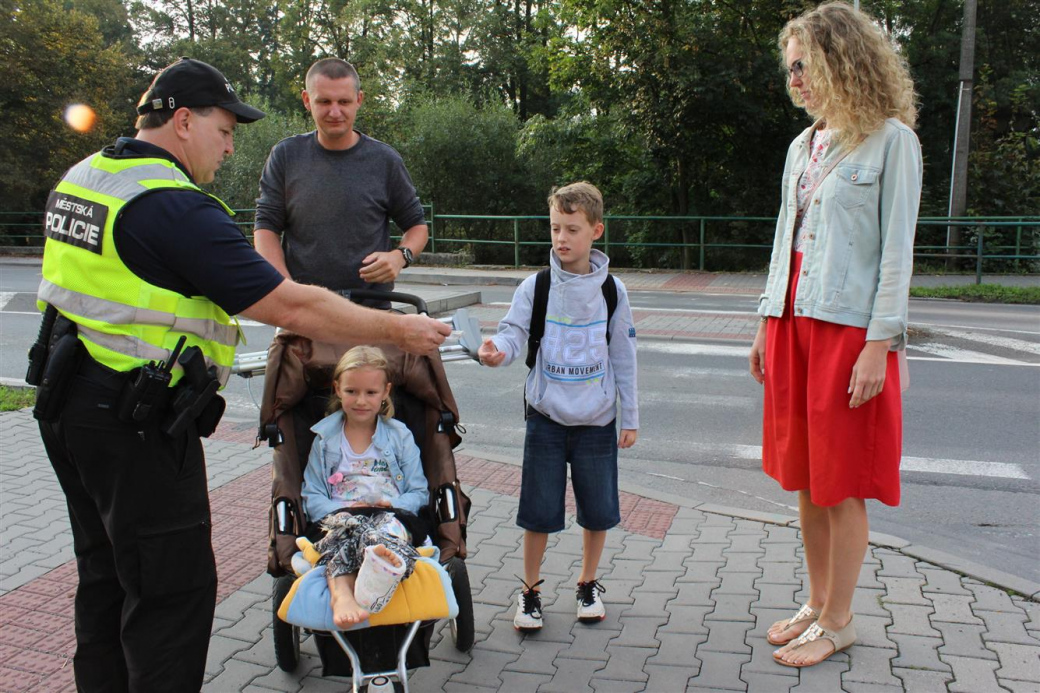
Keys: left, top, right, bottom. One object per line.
{"left": 478, "top": 182, "right": 639, "bottom": 632}
{"left": 254, "top": 58, "right": 427, "bottom": 307}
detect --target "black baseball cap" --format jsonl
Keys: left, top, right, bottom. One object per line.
{"left": 136, "top": 57, "right": 266, "bottom": 123}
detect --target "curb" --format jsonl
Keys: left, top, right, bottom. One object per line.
{"left": 461, "top": 446, "right": 1040, "bottom": 602}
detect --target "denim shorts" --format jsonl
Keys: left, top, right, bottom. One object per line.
{"left": 516, "top": 410, "right": 620, "bottom": 533}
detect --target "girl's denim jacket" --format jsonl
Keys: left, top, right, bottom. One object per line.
{"left": 302, "top": 411, "right": 429, "bottom": 522}
{"left": 759, "top": 118, "right": 923, "bottom": 349}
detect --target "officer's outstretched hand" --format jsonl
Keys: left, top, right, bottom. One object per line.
{"left": 478, "top": 338, "right": 505, "bottom": 367}
{"left": 396, "top": 314, "right": 451, "bottom": 356}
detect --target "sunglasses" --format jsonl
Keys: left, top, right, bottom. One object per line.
{"left": 788, "top": 60, "right": 805, "bottom": 79}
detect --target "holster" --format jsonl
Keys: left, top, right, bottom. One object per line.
{"left": 33, "top": 318, "right": 83, "bottom": 423}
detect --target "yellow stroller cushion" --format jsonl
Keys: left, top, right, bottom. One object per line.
{"left": 277, "top": 541, "right": 457, "bottom": 631}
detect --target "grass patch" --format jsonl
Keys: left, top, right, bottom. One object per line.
{"left": 909, "top": 284, "right": 1040, "bottom": 304}
{"left": 0, "top": 385, "right": 35, "bottom": 412}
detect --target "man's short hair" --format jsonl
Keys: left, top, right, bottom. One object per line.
{"left": 135, "top": 106, "right": 214, "bottom": 130}
{"left": 305, "top": 58, "right": 361, "bottom": 93}
{"left": 548, "top": 181, "right": 604, "bottom": 225}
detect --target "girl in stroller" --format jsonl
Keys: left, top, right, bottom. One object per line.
{"left": 301, "top": 346, "right": 430, "bottom": 629}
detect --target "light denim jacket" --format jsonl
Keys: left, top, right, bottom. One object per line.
{"left": 758, "top": 118, "right": 923, "bottom": 349}
{"left": 301, "top": 411, "right": 429, "bottom": 521}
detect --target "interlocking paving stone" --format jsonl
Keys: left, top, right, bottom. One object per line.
{"left": 201, "top": 658, "right": 271, "bottom": 692}
{"left": 930, "top": 593, "right": 986, "bottom": 625}
{"left": 475, "top": 576, "right": 524, "bottom": 607}
{"left": 879, "top": 576, "right": 931, "bottom": 607}
{"left": 678, "top": 561, "right": 726, "bottom": 586}
{"left": 919, "top": 566, "right": 972, "bottom": 596}
{"left": 211, "top": 607, "right": 273, "bottom": 643}
{"left": 622, "top": 590, "right": 675, "bottom": 618}
{"left": 886, "top": 603, "right": 941, "bottom": 638}
{"left": 1002, "top": 680, "right": 1040, "bottom": 693}
{"left": 706, "top": 593, "right": 757, "bottom": 623}
{"left": 644, "top": 550, "right": 689, "bottom": 574}
{"left": 719, "top": 553, "right": 764, "bottom": 575}
{"left": 407, "top": 657, "right": 468, "bottom": 690}
{"left": 482, "top": 617, "right": 527, "bottom": 654}
{"left": 685, "top": 543, "right": 727, "bottom": 563}
{"left": 742, "top": 636, "right": 798, "bottom": 677}
{"left": 842, "top": 684, "right": 904, "bottom": 693}
{"left": 647, "top": 631, "right": 708, "bottom": 667}
{"left": 753, "top": 582, "right": 799, "bottom": 610}
{"left": 633, "top": 571, "right": 683, "bottom": 595}
{"left": 852, "top": 588, "right": 892, "bottom": 618}
{"left": 740, "top": 671, "right": 796, "bottom": 693}
{"left": 988, "top": 642, "right": 1040, "bottom": 683}
{"left": 888, "top": 633, "right": 952, "bottom": 672}
{"left": 726, "top": 534, "right": 769, "bottom": 554}
{"left": 687, "top": 651, "right": 751, "bottom": 691}
{"left": 843, "top": 644, "right": 901, "bottom": 687}
{"left": 604, "top": 559, "right": 651, "bottom": 584}
{"left": 935, "top": 620, "right": 998, "bottom": 660}
{"left": 893, "top": 667, "right": 955, "bottom": 690}
{"left": 851, "top": 613, "right": 897, "bottom": 650}
{"left": 656, "top": 534, "right": 695, "bottom": 554}
{"left": 699, "top": 620, "right": 754, "bottom": 654}
{"left": 589, "top": 676, "right": 645, "bottom": 693}
{"left": 941, "top": 654, "right": 1007, "bottom": 693}
{"left": 789, "top": 656, "right": 850, "bottom": 692}
{"left": 502, "top": 637, "right": 567, "bottom": 673}
{"left": 856, "top": 561, "right": 885, "bottom": 590}
{"left": 612, "top": 615, "right": 666, "bottom": 648}
{"left": 760, "top": 542, "right": 800, "bottom": 564}
{"left": 657, "top": 605, "right": 713, "bottom": 635}
{"left": 597, "top": 645, "right": 654, "bottom": 682}
{"left": 694, "top": 525, "right": 736, "bottom": 545}
{"left": 977, "top": 609, "right": 1040, "bottom": 646}
{"left": 643, "top": 663, "right": 698, "bottom": 691}
{"left": 674, "top": 581, "right": 719, "bottom": 606}
{"left": 444, "top": 682, "right": 497, "bottom": 692}
{"left": 965, "top": 580, "right": 1020, "bottom": 613}
{"left": 714, "top": 572, "right": 759, "bottom": 596}
{"left": 500, "top": 670, "right": 554, "bottom": 691}
{"left": 757, "top": 561, "right": 801, "bottom": 586}
{"left": 875, "top": 549, "right": 925, "bottom": 579}
{"left": 539, "top": 657, "right": 604, "bottom": 693}
{"left": 447, "top": 648, "right": 519, "bottom": 689}
{"left": 559, "top": 625, "right": 619, "bottom": 661}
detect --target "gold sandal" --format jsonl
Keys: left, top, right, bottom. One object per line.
{"left": 766, "top": 603, "right": 819, "bottom": 646}
{"left": 774, "top": 616, "right": 857, "bottom": 668}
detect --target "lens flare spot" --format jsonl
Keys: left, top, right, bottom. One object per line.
{"left": 65, "top": 104, "right": 97, "bottom": 133}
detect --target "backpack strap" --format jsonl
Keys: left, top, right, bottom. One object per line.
{"left": 526, "top": 269, "right": 618, "bottom": 370}
{"left": 525, "top": 268, "right": 551, "bottom": 370}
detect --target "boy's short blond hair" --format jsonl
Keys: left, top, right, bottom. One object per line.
{"left": 548, "top": 182, "right": 603, "bottom": 226}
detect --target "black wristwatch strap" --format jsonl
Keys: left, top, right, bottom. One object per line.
{"left": 397, "top": 247, "right": 414, "bottom": 268}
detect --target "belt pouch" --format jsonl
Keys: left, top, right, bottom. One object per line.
{"left": 33, "top": 334, "right": 84, "bottom": 422}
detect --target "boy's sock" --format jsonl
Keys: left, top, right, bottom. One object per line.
{"left": 353, "top": 545, "right": 407, "bottom": 613}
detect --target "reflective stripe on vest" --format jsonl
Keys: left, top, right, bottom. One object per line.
{"left": 39, "top": 152, "right": 240, "bottom": 386}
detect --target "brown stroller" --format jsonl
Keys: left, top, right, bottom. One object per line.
{"left": 240, "top": 290, "right": 478, "bottom": 689}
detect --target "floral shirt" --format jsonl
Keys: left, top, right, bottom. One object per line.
{"left": 326, "top": 436, "right": 401, "bottom": 507}
{"left": 794, "top": 127, "right": 833, "bottom": 253}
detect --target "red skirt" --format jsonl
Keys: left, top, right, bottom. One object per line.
{"left": 762, "top": 252, "right": 902, "bottom": 507}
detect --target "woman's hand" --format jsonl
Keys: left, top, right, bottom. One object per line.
{"left": 749, "top": 320, "right": 768, "bottom": 384}
{"left": 848, "top": 339, "right": 891, "bottom": 408}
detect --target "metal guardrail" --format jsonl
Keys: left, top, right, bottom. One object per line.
{"left": 5, "top": 210, "right": 1037, "bottom": 284}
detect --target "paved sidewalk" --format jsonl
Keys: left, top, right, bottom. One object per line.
{"left": 2, "top": 409, "right": 1038, "bottom": 692}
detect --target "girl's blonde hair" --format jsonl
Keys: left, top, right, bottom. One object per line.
{"left": 780, "top": 1, "right": 918, "bottom": 146}
{"left": 326, "top": 345, "right": 395, "bottom": 418}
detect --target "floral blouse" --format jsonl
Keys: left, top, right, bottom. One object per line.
{"left": 794, "top": 127, "right": 833, "bottom": 253}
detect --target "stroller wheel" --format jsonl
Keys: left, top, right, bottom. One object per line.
{"left": 445, "top": 557, "right": 474, "bottom": 652}
{"left": 272, "top": 574, "right": 301, "bottom": 671}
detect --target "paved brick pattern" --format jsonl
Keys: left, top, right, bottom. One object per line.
{"left": 2, "top": 409, "right": 1039, "bottom": 692}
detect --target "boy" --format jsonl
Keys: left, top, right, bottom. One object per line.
{"left": 478, "top": 181, "right": 639, "bottom": 630}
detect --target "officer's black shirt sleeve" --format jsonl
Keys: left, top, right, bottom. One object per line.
{"left": 112, "top": 139, "right": 284, "bottom": 316}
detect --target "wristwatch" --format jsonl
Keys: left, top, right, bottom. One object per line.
{"left": 397, "top": 246, "right": 414, "bottom": 268}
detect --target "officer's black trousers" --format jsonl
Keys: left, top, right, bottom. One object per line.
{"left": 38, "top": 364, "right": 216, "bottom": 693}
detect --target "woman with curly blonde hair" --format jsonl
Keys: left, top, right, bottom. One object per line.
{"left": 748, "top": 1, "right": 923, "bottom": 668}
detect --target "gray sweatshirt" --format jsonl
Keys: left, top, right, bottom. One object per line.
{"left": 491, "top": 249, "right": 639, "bottom": 429}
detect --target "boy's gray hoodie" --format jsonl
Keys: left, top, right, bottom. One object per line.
{"left": 490, "top": 249, "right": 639, "bottom": 429}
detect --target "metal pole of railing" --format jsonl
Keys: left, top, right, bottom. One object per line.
{"left": 976, "top": 227, "right": 984, "bottom": 284}
{"left": 429, "top": 202, "right": 436, "bottom": 254}
{"left": 698, "top": 218, "right": 706, "bottom": 271}
{"left": 603, "top": 217, "right": 610, "bottom": 258}
{"left": 513, "top": 218, "right": 520, "bottom": 268}
{"left": 1015, "top": 224, "right": 1022, "bottom": 272}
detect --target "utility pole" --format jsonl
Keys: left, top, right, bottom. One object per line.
{"left": 947, "top": 0, "right": 977, "bottom": 267}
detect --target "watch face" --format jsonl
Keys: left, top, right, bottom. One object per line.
{"left": 400, "top": 247, "right": 414, "bottom": 266}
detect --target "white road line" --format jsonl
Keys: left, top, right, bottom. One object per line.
{"left": 0, "top": 292, "right": 16, "bottom": 311}
{"left": 487, "top": 301, "right": 757, "bottom": 317}
{"left": 910, "top": 343, "right": 1029, "bottom": 365}
{"left": 925, "top": 326, "right": 1040, "bottom": 355}
{"left": 900, "top": 456, "right": 1030, "bottom": 480}
{"left": 914, "top": 321, "right": 1040, "bottom": 337}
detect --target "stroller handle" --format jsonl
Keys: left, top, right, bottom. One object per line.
{"left": 338, "top": 289, "right": 429, "bottom": 315}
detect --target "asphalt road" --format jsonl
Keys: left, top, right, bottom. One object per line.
{"left": 2, "top": 262, "right": 1038, "bottom": 583}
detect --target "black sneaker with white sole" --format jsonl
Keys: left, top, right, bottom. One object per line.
{"left": 576, "top": 579, "right": 606, "bottom": 622}
{"left": 514, "top": 578, "right": 545, "bottom": 630}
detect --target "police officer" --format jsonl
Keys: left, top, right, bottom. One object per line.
{"left": 33, "top": 58, "right": 449, "bottom": 693}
